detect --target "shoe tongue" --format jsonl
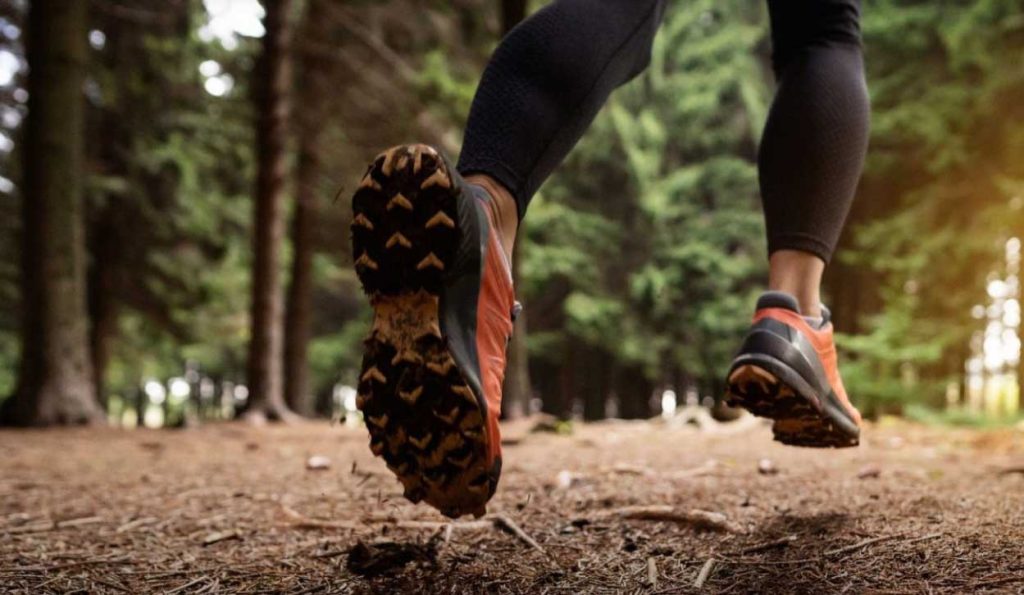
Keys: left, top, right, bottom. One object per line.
{"left": 756, "top": 291, "right": 801, "bottom": 314}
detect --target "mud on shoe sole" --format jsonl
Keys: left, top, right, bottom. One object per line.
{"left": 351, "top": 144, "right": 495, "bottom": 518}
{"left": 726, "top": 364, "right": 859, "bottom": 449}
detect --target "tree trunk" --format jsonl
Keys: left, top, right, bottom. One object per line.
{"left": 616, "top": 364, "right": 653, "bottom": 420}
{"left": 245, "top": 0, "right": 295, "bottom": 423}
{"left": 542, "top": 339, "right": 577, "bottom": 419}
{"left": 284, "top": 0, "right": 330, "bottom": 417}
{"left": 581, "top": 347, "right": 610, "bottom": 421}
{"left": 283, "top": 136, "right": 317, "bottom": 416}
{"left": 1, "top": 0, "right": 103, "bottom": 426}
{"left": 88, "top": 220, "right": 120, "bottom": 407}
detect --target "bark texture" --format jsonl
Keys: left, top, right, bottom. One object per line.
{"left": 2, "top": 0, "right": 104, "bottom": 426}
{"left": 284, "top": 0, "right": 331, "bottom": 416}
{"left": 245, "top": 0, "right": 295, "bottom": 422}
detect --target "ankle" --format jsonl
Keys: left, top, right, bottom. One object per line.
{"left": 465, "top": 174, "right": 518, "bottom": 262}
{"left": 768, "top": 250, "right": 825, "bottom": 317}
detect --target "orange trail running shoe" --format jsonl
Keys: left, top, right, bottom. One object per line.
{"left": 350, "top": 144, "right": 517, "bottom": 518}
{"left": 725, "top": 291, "right": 862, "bottom": 448}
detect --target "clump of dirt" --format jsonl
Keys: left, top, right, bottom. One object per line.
{"left": 346, "top": 539, "right": 439, "bottom": 577}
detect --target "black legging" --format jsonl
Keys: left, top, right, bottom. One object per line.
{"left": 457, "top": 0, "right": 870, "bottom": 264}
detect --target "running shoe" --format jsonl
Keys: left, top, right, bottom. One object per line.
{"left": 725, "top": 291, "right": 861, "bottom": 447}
{"left": 351, "top": 144, "right": 516, "bottom": 518}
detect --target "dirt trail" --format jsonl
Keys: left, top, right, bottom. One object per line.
{"left": 1, "top": 417, "right": 1023, "bottom": 593}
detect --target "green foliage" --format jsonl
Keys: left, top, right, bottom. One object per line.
{"left": 84, "top": 3, "right": 260, "bottom": 398}
{"left": 904, "top": 403, "right": 1024, "bottom": 429}
{"left": 837, "top": 0, "right": 1024, "bottom": 413}
{"left": 3, "top": 0, "right": 1020, "bottom": 420}
{"left": 521, "top": 0, "right": 770, "bottom": 394}
{"left": 0, "top": 4, "right": 24, "bottom": 400}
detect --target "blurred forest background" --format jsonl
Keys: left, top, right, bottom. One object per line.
{"left": 0, "top": 0, "right": 1021, "bottom": 428}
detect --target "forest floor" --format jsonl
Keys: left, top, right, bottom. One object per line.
{"left": 1, "top": 415, "right": 1023, "bottom": 594}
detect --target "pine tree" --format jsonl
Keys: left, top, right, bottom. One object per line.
{"left": 245, "top": 0, "right": 296, "bottom": 423}
{"left": 2, "top": 0, "right": 103, "bottom": 425}
{"left": 284, "top": 0, "right": 332, "bottom": 416}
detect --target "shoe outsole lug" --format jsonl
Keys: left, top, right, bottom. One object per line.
{"left": 416, "top": 253, "right": 445, "bottom": 271}
{"left": 420, "top": 169, "right": 451, "bottom": 190}
{"left": 359, "top": 174, "right": 382, "bottom": 192}
{"left": 390, "top": 350, "right": 423, "bottom": 366}
{"left": 425, "top": 212, "right": 456, "bottom": 229}
{"left": 354, "top": 252, "right": 378, "bottom": 271}
{"left": 399, "top": 386, "right": 423, "bottom": 404}
{"left": 360, "top": 366, "right": 386, "bottom": 384}
{"left": 352, "top": 213, "right": 374, "bottom": 230}
{"left": 725, "top": 364, "right": 859, "bottom": 448}
{"left": 409, "top": 433, "right": 433, "bottom": 450}
{"left": 385, "top": 232, "right": 412, "bottom": 249}
{"left": 427, "top": 361, "right": 454, "bottom": 376}
{"left": 434, "top": 405, "right": 459, "bottom": 424}
{"left": 351, "top": 143, "right": 496, "bottom": 518}
{"left": 386, "top": 193, "right": 414, "bottom": 212}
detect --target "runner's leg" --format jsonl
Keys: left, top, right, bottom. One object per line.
{"left": 759, "top": 0, "right": 870, "bottom": 315}
{"left": 458, "top": 0, "right": 668, "bottom": 257}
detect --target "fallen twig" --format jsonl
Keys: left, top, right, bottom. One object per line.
{"left": 902, "top": 532, "right": 943, "bottom": 546}
{"left": 57, "top": 515, "right": 103, "bottom": 528}
{"left": 493, "top": 515, "right": 545, "bottom": 554}
{"left": 739, "top": 534, "right": 798, "bottom": 554}
{"left": 601, "top": 506, "right": 741, "bottom": 533}
{"left": 647, "top": 557, "right": 658, "bottom": 588}
{"left": 280, "top": 506, "right": 358, "bottom": 531}
{"left": 165, "top": 576, "right": 208, "bottom": 595}
{"left": 694, "top": 558, "right": 716, "bottom": 589}
{"left": 725, "top": 532, "right": 942, "bottom": 567}
{"left": 202, "top": 530, "right": 240, "bottom": 546}
{"left": 606, "top": 463, "right": 654, "bottom": 476}
{"left": 665, "top": 460, "right": 719, "bottom": 479}
{"left": 116, "top": 517, "right": 158, "bottom": 533}
{"left": 4, "top": 521, "right": 55, "bottom": 534}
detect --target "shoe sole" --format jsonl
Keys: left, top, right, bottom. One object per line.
{"left": 726, "top": 361, "right": 859, "bottom": 448}
{"left": 351, "top": 144, "right": 492, "bottom": 518}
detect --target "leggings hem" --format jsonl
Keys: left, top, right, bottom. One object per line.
{"left": 457, "top": 159, "right": 527, "bottom": 220}
{"left": 768, "top": 233, "right": 833, "bottom": 265}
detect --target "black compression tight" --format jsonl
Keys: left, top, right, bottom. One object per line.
{"left": 457, "top": 0, "right": 869, "bottom": 264}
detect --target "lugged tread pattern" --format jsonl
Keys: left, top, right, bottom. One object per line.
{"left": 726, "top": 364, "right": 859, "bottom": 448}
{"left": 351, "top": 144, "right": 493, "bottom": 518}
{"left": 351, "top": 145, "right": 459, "bottom": 296}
